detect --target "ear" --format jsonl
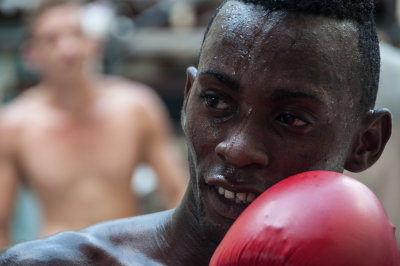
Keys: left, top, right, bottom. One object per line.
{"left": 184, "top": 66, "right": 197, "bottom": 98}
{"left": 345, "top": 108, "right": 392, "bottom": 172}
{"left": 181, "top": 66, "right": 197, "bottom": 130}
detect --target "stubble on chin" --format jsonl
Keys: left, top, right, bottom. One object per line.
{"left": 186, "top": 153, "right": 227, "bottom": 244}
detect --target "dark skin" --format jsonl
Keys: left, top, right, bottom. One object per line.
{"left": 0, "top": 1, "right": 391, "bottom": 265}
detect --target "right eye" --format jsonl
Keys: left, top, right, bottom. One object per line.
{"left": 201, "top": 92, "right": 231, "bottom": 111}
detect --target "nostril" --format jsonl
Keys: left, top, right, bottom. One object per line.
{"left": 215, "top": 142, "right": 229, "bottom": 161}
{"left": 215, "top": 140, "right": 269, "bottom": 168}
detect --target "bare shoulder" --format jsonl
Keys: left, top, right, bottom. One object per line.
{"left": 83, "top": 210, "right": 173, "bottom": 261}
{"left": 0, "top": 230, "right": 124, "bottom": 266}
{"left": 0, "top": 87, "right": 47, "bottom": 151}
{"left": 0, "top": 211, "right": 172, "bottom": 265}
{"left": 0, "top": 86, "right": 45, "bottom": 129}
{"left": 99, "top": 76, "right": 167, "bottom": 113}
{"left": 0, "top": 98, "right": 27, "bottom": 150}
{"left": 98, "top": 76, "right": 171, "bottom": 135}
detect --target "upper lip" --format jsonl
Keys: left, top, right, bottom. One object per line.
{"left": 205, "top": 174, "right": 265, "bottom": 195}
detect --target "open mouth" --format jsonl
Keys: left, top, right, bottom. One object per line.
{"left": 206, "top": 184, "right": 260, "bottom": 220}
{"left": 216, "top": 186, "right": 257, "bottom": 204}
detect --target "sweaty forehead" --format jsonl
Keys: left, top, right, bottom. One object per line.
{"left": 200, "top": 1, "right": 360, "bottom": 73}
{"left": 199, "top": 1, "right": 362, "bottom": 105}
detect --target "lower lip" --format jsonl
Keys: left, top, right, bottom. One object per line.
{"left": 204, "top": 185, "right": 251, "bottom": 220}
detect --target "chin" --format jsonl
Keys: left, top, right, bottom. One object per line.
{"left": 201, "top": 213, "right": 233, "bottom": 245}
{"left": 198, "top": 182, "right": 237, "bottom": 244}
{"left": 186, "top": 150, "right": 237, "bottom": 244}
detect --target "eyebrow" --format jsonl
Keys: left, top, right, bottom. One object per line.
{"left": 199, "top": 69, "right": 240, "bottom": 91}
{"left": 270, "top": 89, "right": 323, "bottom": 104}
{"left": 199, "top": 69, "right": 324, "bottom": 104}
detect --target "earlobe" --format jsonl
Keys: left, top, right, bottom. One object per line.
{"left": 181, "top": 66, "right": 197, "bottom": 130}
{"left": 345, "top": 109, "right": 392, "bottom": 172}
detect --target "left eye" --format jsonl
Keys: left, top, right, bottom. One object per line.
{"left": 277, "top": 113, "right": 309, "bottom": 127}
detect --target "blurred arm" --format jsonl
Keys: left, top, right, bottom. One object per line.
{"left": 142, "top": 92, "right": 188, "bottom": 209}
{"left": 0, "top": 114, "right": 19, "bottom": 250}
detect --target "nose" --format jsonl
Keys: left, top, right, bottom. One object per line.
{"left": 57, "top": 35, "right": 80, "bottom": 58}
{"left": 215, "top": 123, "right": 269, "bottom": 168}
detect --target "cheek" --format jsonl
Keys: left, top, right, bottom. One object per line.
{"left": 270, "top": 120, "right": 351, "bottom": 174}
{"left": 42, "top": 50, "right": 57, "bottom": 63}
{"left": 184, "top": 104, "right": 205, "bottom": 161}
{"left": 185, "top": 102, "right": 222, "bottom": 165}
{"left": 186, "top": 118, "right": 210, "bottom": 159}
{"left": 297, "top": 126, "right": 352, "bottom": 171}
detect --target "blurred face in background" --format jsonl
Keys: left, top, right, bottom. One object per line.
{"left": 28, "top": 3, "right": 99, "bottom": 83}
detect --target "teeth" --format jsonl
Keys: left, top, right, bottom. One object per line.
{"left": 216, "top": 186, "right": 257, "bottom": 203}
{"left": 224, "top": 190, "right": 235, "bottom": 199}
{"left": 237, "top": 193, "right": 247, "bottom": 202}
{"left": 247, "top": 193, "right": 256, "bottom": 202}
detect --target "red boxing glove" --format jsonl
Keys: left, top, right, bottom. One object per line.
{"left": 210, "top": 171, "right": 400, "bottom": 266}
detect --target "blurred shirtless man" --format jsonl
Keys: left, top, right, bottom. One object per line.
{"left": 0, "top": 0, "right": 187, "bottom": 249}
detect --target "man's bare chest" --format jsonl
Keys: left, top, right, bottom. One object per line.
{"left": 16, "top": 112, "right": 146, "bottom": 187}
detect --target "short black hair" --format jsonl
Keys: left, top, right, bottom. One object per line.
{"left": 201, "top": 0, "right": 380, "bottom": 112}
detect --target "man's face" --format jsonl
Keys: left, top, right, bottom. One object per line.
{"left": 29, "top": 4, "right": 97, "bottom": 80}
{"left": 183, "top": 2, "right": 363, "bottom": 241}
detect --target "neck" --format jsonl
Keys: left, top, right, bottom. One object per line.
{"left": 161, "top": 191, "right": 219, "bottom": 265}
{"left": 42, "top": 73, "right": 100, "bottom": 114}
